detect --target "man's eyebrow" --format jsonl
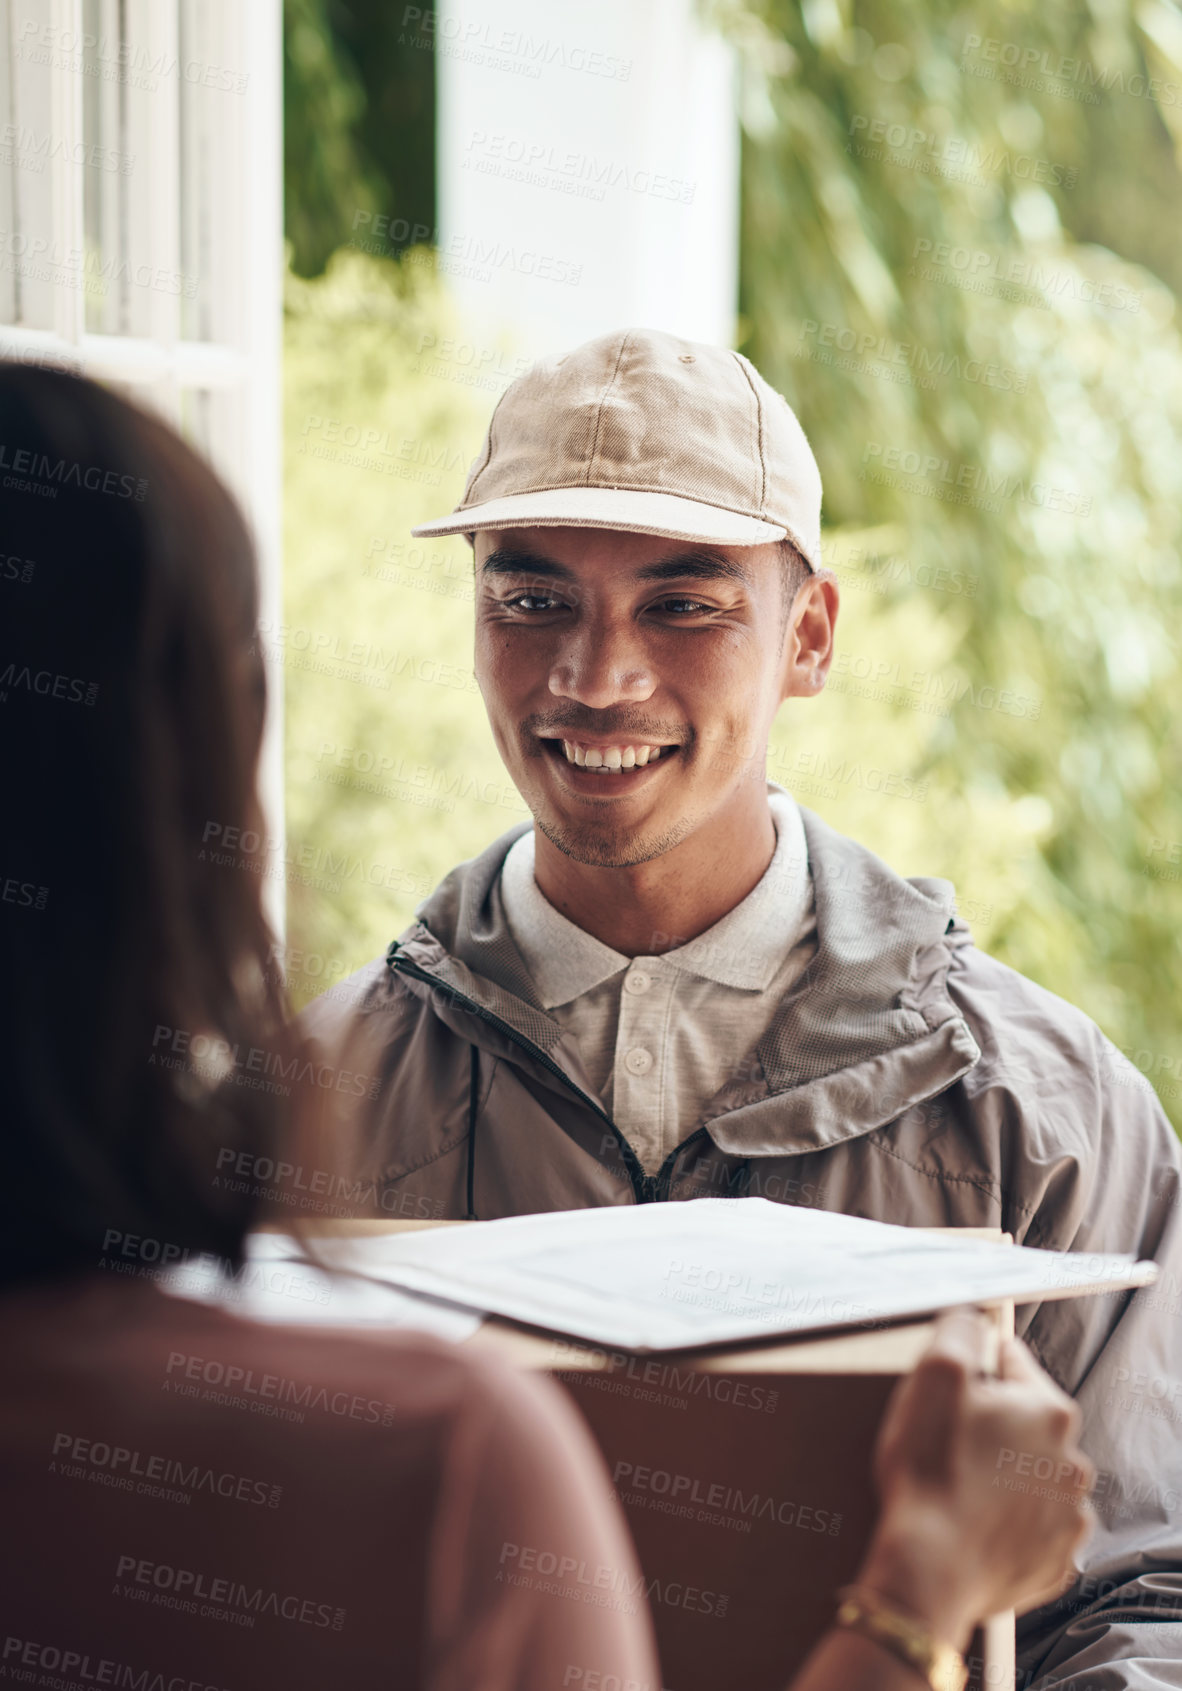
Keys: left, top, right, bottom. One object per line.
{"left": 480, "top": 546, "right": 750, "bottom": 584}
{"left": 634, "top": 552, "right": 751, "bottom": 585}
{"left": 480, "top": 547, "right": 574, "bottom": 579}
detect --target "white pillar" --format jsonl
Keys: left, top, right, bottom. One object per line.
{"left": 434, "top": 0, "right": 739, "bottom": 359}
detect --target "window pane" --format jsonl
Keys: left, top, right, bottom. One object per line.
{"left": 0, "top": 0, "right": 17, "bottom": 324}
{"left": 1, "top": 0, "right": 59, "bottom": 331}
{"left": 179, "top": 1, "right": 242, "bottom": 345}
{"left": 81, "top": 0, "right": 129, "bottom": 334}
{"left": 178, "top": 382, "right": 213, "bottom": 456}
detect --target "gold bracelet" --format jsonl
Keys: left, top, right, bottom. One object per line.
{"left": 833, "top": 1585, "right": 968, "bottom": 1691}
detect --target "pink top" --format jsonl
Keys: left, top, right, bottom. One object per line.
{"left": 0, "top": 1273, "right": 660, "bottom": 1690}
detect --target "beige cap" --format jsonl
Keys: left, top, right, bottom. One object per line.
{"left": 411, "top": 327, "right": 822, "bottom": 566}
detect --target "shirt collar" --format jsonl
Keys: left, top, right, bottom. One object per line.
{"left": 499, "top": 786, "right": 811, "bottom": 1008}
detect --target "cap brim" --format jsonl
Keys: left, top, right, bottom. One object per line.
{"left": 410, "top": 485, "right": 788, "bottom": 547}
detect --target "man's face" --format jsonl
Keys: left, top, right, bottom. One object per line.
{"left": 473, "top": 526, "right": 836, "bottom": 869}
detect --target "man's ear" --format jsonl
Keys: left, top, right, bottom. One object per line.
{"left": 782, "top": 572, "right": 839, "bottom": 701}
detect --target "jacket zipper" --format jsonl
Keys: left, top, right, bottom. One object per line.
{"left": 387, "top": 942, "right": 664, "bottom": 1205}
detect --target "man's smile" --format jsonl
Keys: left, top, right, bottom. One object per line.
{"left": 537, "top": 734, "right": 682, "bottom": 789}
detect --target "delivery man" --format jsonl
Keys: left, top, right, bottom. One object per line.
{"left": 300, "top": 328, "right": 1182, "bottom": 1689}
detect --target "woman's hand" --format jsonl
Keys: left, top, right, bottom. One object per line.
{"left": 854, "top": 1306, "right": 1095, "bottom": 1650}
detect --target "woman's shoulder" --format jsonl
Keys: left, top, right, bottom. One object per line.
{"left": 0, "top": 1271, "right": 527, "bottom": 1461}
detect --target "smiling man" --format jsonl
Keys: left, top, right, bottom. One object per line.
{"left": 474, "top": 521, "right": 832, "bottom": 953}
{"left": 300, "top": 329, "right": 1182, "bottom": 1688}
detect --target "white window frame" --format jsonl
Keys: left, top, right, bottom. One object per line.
{"left": 1, "top": 0, "right": 285, "bottom": 932}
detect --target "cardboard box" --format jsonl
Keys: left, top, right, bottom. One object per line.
{"left": 470, "top": 1309, "right": 1011, "bottom": 1691}
{"left": 309, "top": 1218, "right": 1015, "bottom": 1691}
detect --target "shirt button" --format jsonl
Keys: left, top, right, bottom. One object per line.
{"left": 624, "top": 1047, "right": 653, "bottom": 1076}
{"left": 624, "top": 971, "right": 651, "bottom": 995}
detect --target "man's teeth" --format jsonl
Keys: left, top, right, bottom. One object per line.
{"left": 559, "top": 741, "right": 672, "bottom": 771}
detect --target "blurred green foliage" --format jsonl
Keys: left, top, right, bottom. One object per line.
{"left": 282, "top": 251, "right": 531, "bottom": 999}
{"left": 283, "top": 3, "right": 1181, "bottom": 1129}
{"left": 284, "top": 0, "right": 435, "bottom": 276}
{"left": 722, "top": 0, "right": 1182, "bottom": 1121}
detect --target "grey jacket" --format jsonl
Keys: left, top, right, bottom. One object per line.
{"left": 300, "top": 805, "right": 1182, "bottom": 1688}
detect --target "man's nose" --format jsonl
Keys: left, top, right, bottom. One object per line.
{"left": 547, "top": 617, "right": 656, "bottom": 709}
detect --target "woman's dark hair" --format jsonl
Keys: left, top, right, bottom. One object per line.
{"left": 0, "top": 364, "right": 288, "bottom": 1285}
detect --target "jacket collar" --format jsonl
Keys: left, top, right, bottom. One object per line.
{"left": 399, "top": 793, "right": 980, "bottom": 1155}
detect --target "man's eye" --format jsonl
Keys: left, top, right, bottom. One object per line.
{"left": 506, "top": 593, "right": 563, "bottom": 612}
{"left": 655, "top": 598, "right": 709, "bottom": 615}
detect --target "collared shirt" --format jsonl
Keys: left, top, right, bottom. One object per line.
{"left": 498, "top": 788, "right": 817, "bottom": 1174}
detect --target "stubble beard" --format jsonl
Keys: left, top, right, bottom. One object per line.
{"left": 533, "top": 806, "right": 697, "bottom": 869}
